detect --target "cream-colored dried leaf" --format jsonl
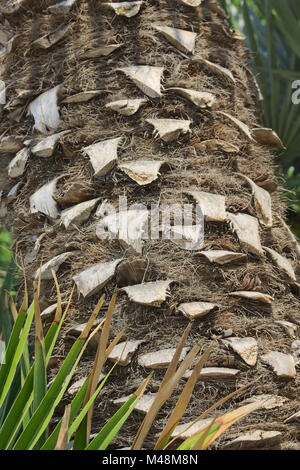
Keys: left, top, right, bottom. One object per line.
{"left": 103, "top": 1, "right": 142, "bottom": 18}
{"left": 167, "top": 87, "right": 216, "bottom": 108}
{"left": 240, "top": 174, "right": 272, "bottom": 227}
{"left": 8, "top": 147, "right": 30, "bottom": 178}
{"left": 229, "top": 291, "right": 273, "bottom": 304}
{"left": 29, "top": 178, "right": 60, "bottom": 219}
{"left": 138, "top": 347, "right": 189, "bottom": 369}
{"left": 117, "top": 66, "right": 163, "bottom": 98}
{"left": 228, "top": 212, "right": 263, "bottom": 256}
{"left": 28, "top": 85, "right": 62, "bottom": 133}
{"left": 200, "top": 250, "right": 247, "bottom": 265}
{"left": 83, "top": 137, "right": 122, "bottom": 177}
{"left": 105, "top": 98, "right": 147, "bottom": 116}
{"left": 222, "top": 337, "right": 258, "bottom": 366}
{"left": 186, "top": 190, "right": 226, "bottom": 222}
{"left": 264, "top": 246, "right": 296, "bottom": 281}
{"left": 118, "top": 160, "right": 164, "bottom": 185}
{"left": 147, "top": 118, "right": 191, "bottom": 143}
{"left": 61, "top": 197, "right": 100, "bottom": 229}
{"left": 121, "top": 280, "right": 173, "bottom": 307}
{"left": 178, "top": 301, "right": 218, "bottom": 319}
{"left": 252, "top": 127, "right": 284, "bottom": 149}
{"left": 73, "top": 258, "right": 122, "bottom": 298}
{"left": 154, "top": 25, "right": 197, "bottom": 54}
{"left": 261, "top": 351, "right": 296, "bottom": 379}
{"left": 218, "top": 111, "right": 253, "bottom": 141}
{"left": 34, "top": 251, "right": 76, "bottom": 280}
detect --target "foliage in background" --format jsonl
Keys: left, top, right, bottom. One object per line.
{"left": 0, "top": 227, "right": 18, "bottom": 347}
{"left": 0, "top": 269, "right": 262, "bottom": 450}
{"left": 220, "top": 0, "right": 300, "bottom": 236}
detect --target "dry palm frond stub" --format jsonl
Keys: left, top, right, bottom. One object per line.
{"left": 224, "top": 430, "right": 282, "bottom": 450}
{"left": 197, "top": 57, "right": 236, "bottom": 84}
{"left": 34, "top": 251, "right": 77, "bottom": 280}
{"left": 29, "top": 178, "right": 60, "bottom": 219}
{"left": 82, "top": 137, "right": 122, "bottom": 177}
{"left": 261, "top": 352, "right": 296, "bottom": 379}
{"left": 263, "top": 247, "right": 296, "bottom": 282}
{"left": 222, "top": 337, "right": 258, "bottom": 366}
{"left": 32, "top": 24, "right": 70, "bottom": 50}
{"left": 103, "top": 1, "right": 143, "bottom": 18}
{"left": 7, "top": 147, "right": 30, "bottom": 178}
{"left": 117, "top": 66, "right": 164, "bottom": 98}
{"left": 275, "top": 320, "right": 298, "bottom": 339}
{"left": 114, "top": 394, "right": 155, "bottom": 415}
{"left": 62, "top": 90, "right": 104, "bottom": 104}
{"left": 177, "top": 301, "right": 218, "bottom": 320}
{"left": 28, "top": 85, "right": 62, "bottom": 133}
{"left": 0, "top": 135, "right": 23, "bottom": 154}
{"left": 227, "top": 212, "right": 263, "bottom": 257}
{"left": 177, "top": 0, "right": 203, "bottom": 8}
{"left": 217, "top": 112, "right": 253, "bottom": 141}
{"left": 31, "top": 131, "right": 70, "bottom": 158}
{"left": 138, "top": 347, "right": 189, "bottom": 369}
{"left": 60, "top": 197, "right": 100, "bottom": 230}
{"left": 7, "top": 182, "right": 20, "bottom": 202}
{"left": 183, "top": 367, "right": 240, "bottom": 381}
{"left": 186, "top": 190, "right": 226, "bottom": 222}
{"left": 252, "top": 128, "right": 285, "bottom": 149}
{"left": 239, "top": 174, "right": 273, "bottom": 227}
{"left": 153, "top": 25, "right": 197, "bottom": 54}
{"left": 108, "top": 340, "right": 144, "bottom": 366}
{"left": 73, "top": 258, "right": 122, "bottom": 298}
{"left": 199, "top": 250, "right": 247, "bottom": 265}
{"left": 146, "top": 118, "right": 191, "bottom": 143}
{"left": 121, "top": 280, "right": 173, "bottom": 307}
{"left": 118, "top": 160, "right": 166, "bottom": 185}
{"left": 242, "top": 394, "right": 288, "bottom": 410}
{"left": 229, "top": 291, "right": 273, "bottom": 305}
{"left": 105, "top": 98, "right": 148, "bottom": 116}
{"left": 48, "top": 0, "right": 78, "bottom": 14}
{"left": 166, "top": 87, "right": 216, "bottom": 108}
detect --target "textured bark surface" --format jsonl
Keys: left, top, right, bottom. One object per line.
{"left": 0, "top": 0, "right": 299, "bottom": 449}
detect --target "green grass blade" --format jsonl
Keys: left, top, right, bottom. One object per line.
{"left": 177, "top": 422, "right": 220, "bottom": 450}
{"left": 40, "top": 379, "right": 89, "bottom": 450}
{"left": 0, "top": 303, "right": 34, "bottom": 408}
{"left": 13, "top": 339, "right": 85, "bottom": 450}
{"left": 0, "top": 298, "right": 72, "bottom": 449}
{"left": 86, "top": 395, "right": 138, "bottom": 450}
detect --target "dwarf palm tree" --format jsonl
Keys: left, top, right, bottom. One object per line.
{"left": 0, "top": 0, "right": 299, "bottom": 450}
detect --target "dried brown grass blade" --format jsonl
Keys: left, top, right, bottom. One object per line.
{"left": 33, "top": 287, "right": 43, "bottom": 343}
{"left": 132, "top": 327, "right": 203, "bottom": 450}
{"left": 79, "top": 293, "right": 105, "bottom": 340}
{"left": 55, "top": 405, "right": 71, "bottom": 450}
{"left": 160, "top": 323, "right": 192, "bottom": 388}
{"left": 165, "top": 383, "right": 250, "bottom": 449}
{"left": 51, "top": 269, "right": 62, "bottom": 323}
{"left": 9, "top": 296, "right": 18, "bottom": 322}
{"left": 200, "top": 401, "right": 265, "bottom": 449}
{"left": 155, "top": 342, "right": 211, "bottom": 450}
{"left": 20, "top": 257, "right": 28, "bottom": 313}
{"left": 85, "top": 291, "right": 117, "bottom": 440}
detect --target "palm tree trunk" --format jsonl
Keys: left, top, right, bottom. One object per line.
{"left": 0, "top": 0, "right": 299, "bottom": 449}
